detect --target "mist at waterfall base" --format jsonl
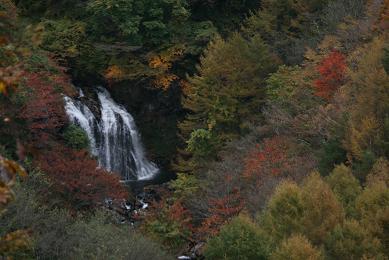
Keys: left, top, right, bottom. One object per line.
{"left": 64, "top": 87, "right": 160, "bottom": 185}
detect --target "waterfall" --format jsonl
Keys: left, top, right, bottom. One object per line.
{"left": 64, "top": 87, "right": 159, "bottom": 181}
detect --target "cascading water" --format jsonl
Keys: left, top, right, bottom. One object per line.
{"left": 64, "top": 87, "right": 159, "bottom": 181}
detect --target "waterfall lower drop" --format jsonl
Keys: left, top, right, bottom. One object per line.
{"left": 64, "top": 87, "right": 159, "bottom": 181}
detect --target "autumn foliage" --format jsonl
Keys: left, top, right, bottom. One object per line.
{"left": 242, "top": 136, "right": 310, "bottom": 187}
{"left": 37, "top": 146, "right": 128, "bottom": 209}
{"left": 198, "top": 188, "right": 244, "bottom": 237}
{"left": 314, "top": 50, "right": 346, "bottom": 100}
{"left": 20, "top": 73, "right": 66, "bottom": 138}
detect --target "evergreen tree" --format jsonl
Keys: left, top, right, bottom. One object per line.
{"left": 178, "top": 32, "right": 277, "bottom": 172}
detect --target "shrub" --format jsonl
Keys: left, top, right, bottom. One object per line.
{"left": 187, "top": 128, "right": 219, "bottom": 160}
{"left": 37, "top": 146, "right": 128, "bottom": 209}
{"left": 1, "top": 177, "right": 170, "bottom": 259}
{"left": 40, "top": 19, "right": 87, "bottom": 59}
{"left": 144, "top": 199, "right": 193, "bottom": 250}
{"left": 63, "top": 124, "right": 89, "bottom": 150}
{"left": 204, "top": 215, "right": 271, "bottom": 260}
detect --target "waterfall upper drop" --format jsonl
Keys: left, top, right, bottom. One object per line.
{"left": 64, "top": 87, "right": 159, "bottom": 181}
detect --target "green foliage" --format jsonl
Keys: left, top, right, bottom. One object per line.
{"left": 186, "top": 129, "right": 218, "bottom": 160}
{"left": 179, "top": 32, "right": 277, "bottom": 171}
{"left": 25, "top": 52, "right": 57, "bottom": 73}
{"left": 0, "top": 173, "right": 171, "bottom": 259}
{"left": 145, "top": 215, "right": 190, "bottom": 250}
{"left": 318, "top": 139, "right": 347, "bottom": 175}
{"left": 325, "top": 220, "right": 384, "bottom": 259}
{"left": 38, "top": 18, "right": 107, "bottom": 79}
{"left": 170, "top": 173, "right": 199, "bottom": 199}
{"left": 189, "top": 0, "right": 260, "bottom": 35}
{"left": 326, "top": 164, "right": 362, "bottom": 217}
{"left": 266, "top": 65, "right": 300, "bottom": 105}
{"left": 185, "top": 32, "right": 276, "bottom": 132}
{"left": 383, "top": 47, "right": 389, "bottom": 74}
{"left": 40, "top": 19, "right": 87, "bottom": 59}
{"left": 86, "top": 0, "right": 189, "bottom": 45}
{"left": 353, "top": 150, "right": 377, "bottom": 181}
{"left": 15, "top": 0, "right": 85, "bottom": 17}
{"left": 271, "top": 234, "right": 324, "bottom": 260}
{"left": 66, "top": 211, "right": 171, "bottom": 260}
{"left": 63, "top": 124, "right": 89, "bottom": 150}
{"left": 204, "top": 215, "right": 271, "bottom": 260}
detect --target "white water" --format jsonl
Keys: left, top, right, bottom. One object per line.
{"left": 64, "top": 87, "right": 159, "bottom": 181}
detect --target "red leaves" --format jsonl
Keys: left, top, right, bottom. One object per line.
{"left": 169, "top": 200, "right": 194, "bottom": 231}
{"left": 37, "top": 146, "right": 128, "bottom": 209}
{"left": 243, "top": 136, "right": 290, "bottom": 183}
{"left": 19, "top": 72, "right": 67, "bottom": 142}
{"left": 196, "top": 171, "right": 244, "bottom": 238}
{"left": 314, "top": 50, "right": 346, "bottom": 100}
{"left": 198, "top": 188, "right": 244, "bottom": 237}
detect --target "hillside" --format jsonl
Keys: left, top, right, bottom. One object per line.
{"left": 1, "top": 0, "right": 388, "bottom": 259}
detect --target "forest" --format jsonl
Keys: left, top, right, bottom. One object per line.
{"left": 0, "top": 0, "right": 388, "bottom": 259}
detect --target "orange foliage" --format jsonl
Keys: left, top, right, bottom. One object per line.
{"left": 148, "top": 47, "right": 183, "bottom": 90}
{"left": 314, "top": 50, "right": 346, "bottom": 100}
{"left": 153, "top": 74, "right": 178, "bottom": 90}
{"left": 105, "top": 65, "right": 125, "bottom": 81}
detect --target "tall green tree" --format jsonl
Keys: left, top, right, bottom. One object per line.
{"left": 177, "top": 32, "right": 277, "bottom": 171}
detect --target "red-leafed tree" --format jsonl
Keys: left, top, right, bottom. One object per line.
{"left": 314, "top": 50, "right": 346, "bottom": 100}
{"left": 197, "top": 184, "right": 244, "bottom": 237}
{"left": 168, "top": 200, "right": 194, "bottom": 231}
{"left": 19, "top": 72, "right": 67, "bottom": 142}
{"left": 243, "top": 136, "right": 290, "bottom": 182}
{"left": 37, "top": 146, "right": 128, "bottom": 209}
{"left": 242, "top": 136, "right": 316, "bottom": 212}
{"left": 243, "top": 136, "right": 315, "bottom": 187}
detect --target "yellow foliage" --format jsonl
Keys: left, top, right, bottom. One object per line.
{"left": 0, "top": 156, "right": 31, "bottom": 258}
{"left": 0, "top": 156, "right": 27, "bottom": 210}
{"left": 348, "top": 116, "right": 380, "bottom": 160}
{"left": 0, "top": 230, "right": 32, "bottom": 257}
{"left": 0, "top": 81, "right": 7, "bottom": 95}
{"left": 343, "top": 37, "right": 389, "bottom": 160}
